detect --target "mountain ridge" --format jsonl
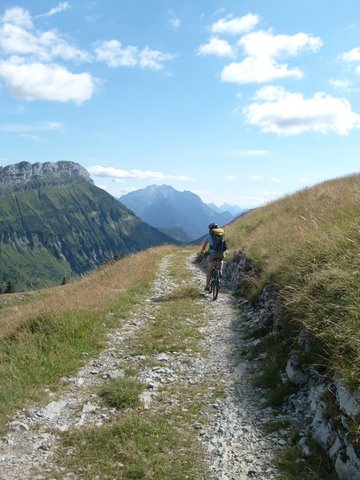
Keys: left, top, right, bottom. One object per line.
{"left": 0, "top": 161, "right": 92, "bottom": 189}
{"left": 119, "top": 184, "right": 235, "bottom": 242}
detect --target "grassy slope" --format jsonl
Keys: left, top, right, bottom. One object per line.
{"left": 0, "top": 246, "right": 171, "bottom": 426}
{"left": 226, "top": 173, "right": 360, "bottom": 385}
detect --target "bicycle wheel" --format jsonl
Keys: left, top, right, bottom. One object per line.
{"left": 212, "top": 269, "right": 220, "bottom": 300}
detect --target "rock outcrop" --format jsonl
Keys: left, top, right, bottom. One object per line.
{"left": 0, "top": 161, "right": 92, "bottom": 189}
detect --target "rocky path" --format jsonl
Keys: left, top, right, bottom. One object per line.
{"left": 0, "top": 252, "right": 282, "bottom": 479}
{"left": 188, "top": 258, "right": 281, "bottom": 480}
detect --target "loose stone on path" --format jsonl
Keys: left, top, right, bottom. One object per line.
{"left": 188, "top": 257, "right": 280, "bottom": 479}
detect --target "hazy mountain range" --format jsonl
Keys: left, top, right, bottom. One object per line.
{"left": 0, "top": 161, "right": 245, "bottom": 292}
{"left": 119, "top": 184, "right": 241, "bottom": 242}
{"left": 207, "top": 202, "right": 247, "bottom": 217}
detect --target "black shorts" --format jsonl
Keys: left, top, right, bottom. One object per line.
{"left": 208, "top": 251, "right": 224, "bottom": 261}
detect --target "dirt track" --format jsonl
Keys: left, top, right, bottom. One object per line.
{"left": 0, "top": 252, "right": 281, "bottom": 479}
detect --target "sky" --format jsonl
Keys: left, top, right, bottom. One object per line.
{"left": 1, "top": 1, "right": 360, "bottom": 208}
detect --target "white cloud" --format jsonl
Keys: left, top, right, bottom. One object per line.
{"left": 211, "top": 14, "right": 260, "bottom": 35}
{"left": 221, "top": 30, "right": 322, "bottom": 84}
{"left": 222, "top": 56, "right": 303, "bottom": 84}
{"left": 0, "top": 59, "right": 96, "bottom": 104}
{"left": 239, "top": 30, "right": 322, "bottom": 59}
{"left": 42, "top": 31, "right": 90, "bottom": 62}
{"left": 250, "top": 175, "right": 280, "bottom": 182}
{"left": 168, "top": 11, "right": 181, "bottom": 30}
{"left": 0, "top": 121, "right": 64, "bottom": 133}
{"left": 0, "top": 6, "right": 175, "bottom": 106}
{"left": 197, "top": 37, "right": 235, "bottom": 57}
{"left": 338, "top": 48, "right": 360, "bottom": 77}
{"left": 88, "top": 165, "right": 193, "bottom": 181}
{"left": 235, "top": 190, "right": 283, "bottom": 207}
{"left": 231, "top": 149, "right": 270, "bottom": 157}
{"left": 224, "top": 175, "right": 237, "bottom": 181}
{"left": 341, "top": 47, "right": 360, "bottom": 62}
{"left": 170, "top": 18, "right": 181, "bottom": 30}
{"left": 1, "top": 7, "right": 33, "bottom": 28}
{"left": 330, "top": 79, "right": 353, "bottom": 90}
{"left": 0, "top": 23, "right": 39, "bottom": 57}
{"left": 36, "top": 2, "right": 71, "bottom": 18}
{"left": 95, "top": 42, "right": 174, "bottom": 70}
{"left": 139, "top": 46, "right": 174, "bottom": 70}
{"left": 19, "top": 134, "right": 41, "bottom": 141}
{"left": 0, "top": 6, "right": 96, "bottom": 104}
{"left": 298, "top": 178, "right": 310, "bottom": 183}
{"left": 0, "top": 11, "right": 90, "bottom": 62}
{"left": 95, "top": 40, "right": 137, "bottom": 67}
{"left": 257, "top": 190, "right": 283, "bottom": 200}
{"left": 243, "top": 86, "right": 360, "bottom": 136}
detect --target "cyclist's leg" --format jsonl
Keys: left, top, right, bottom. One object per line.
{"left": 206, "top": 259, "right": 214, "bottom": 288}
{"left": 220, "top": 259, "right": 224, "bottom": 276}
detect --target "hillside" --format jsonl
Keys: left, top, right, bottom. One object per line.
{"left": 225, "top": 173, "right": 360, "bottom": 382}
{"left": 0, "top": 161, "right": 176, "bottom": 291}
{"left": 223, "top": 173, "right": 360, "bottom": 479}
{"left": 0, "top": 173, "right": 359, "bottom": 478}
{"left": 119, "top": 184, "right": 234, "bottom": 242}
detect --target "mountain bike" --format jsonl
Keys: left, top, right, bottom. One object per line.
{"left": 208, "top": 258, "right": 221, "bottom": 300}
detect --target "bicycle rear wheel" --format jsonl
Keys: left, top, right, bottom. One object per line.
{"left": 212, "top": 269, "right": 220, "bottom": 300}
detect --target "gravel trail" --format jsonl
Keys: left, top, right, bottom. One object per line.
{"left": 188, "top": 257, "right": 281, "bottom": 480}
{"left": 0, "top": 252, "right": 281, "bottom": 479}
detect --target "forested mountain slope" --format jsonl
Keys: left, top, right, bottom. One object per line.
{"left": 0, "top": 161, "right": 176, "bottom": 291}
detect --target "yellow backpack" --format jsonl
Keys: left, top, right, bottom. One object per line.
{"left": 211, "top": 228, "right": 227, "bottom": 252}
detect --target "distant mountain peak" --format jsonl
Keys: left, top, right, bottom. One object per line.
{"left": 0, "top": 161, "right": 93, "bottom": 189}
{"left": 119, "top": 184, "right": 235, "bottom": 242}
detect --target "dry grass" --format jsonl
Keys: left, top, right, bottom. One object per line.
{"left": 0, "top": 245, "right": 176, "bottom": 338}
{"left": 226, "top": 173, "right": 360, "bottom": 385}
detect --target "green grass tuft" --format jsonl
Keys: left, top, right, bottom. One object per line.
{"left": 100, "top": 376, "right": 145, "bottom": 410}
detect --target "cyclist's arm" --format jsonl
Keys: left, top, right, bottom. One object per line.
{"left": 199, "top": 240, "right": 208, "bottom": 255}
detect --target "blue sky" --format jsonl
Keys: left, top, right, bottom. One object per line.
{"left": 1, "top": 1, "right": 360, "bottom": 208}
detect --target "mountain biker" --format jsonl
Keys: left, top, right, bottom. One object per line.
{"left": 199, "top": 223, "right": 225, "bottom": 291}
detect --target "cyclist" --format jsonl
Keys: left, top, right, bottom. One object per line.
{"left": 199, "top": 223, "right": 225, "bottom": 291}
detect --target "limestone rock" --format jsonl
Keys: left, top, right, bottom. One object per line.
{"left": 285, "top": 354, "right": 309, "bottom": 385}
{"left": 0, "top": 161, "right": 92, "bottom": 189}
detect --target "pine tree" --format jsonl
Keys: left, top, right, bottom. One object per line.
{"left": 4, "top": 281, "right": 15, "bottom": 294}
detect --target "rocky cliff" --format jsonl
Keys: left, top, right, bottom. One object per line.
{"left": 0, "top": 161, "right": 92, "bottom": 189}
